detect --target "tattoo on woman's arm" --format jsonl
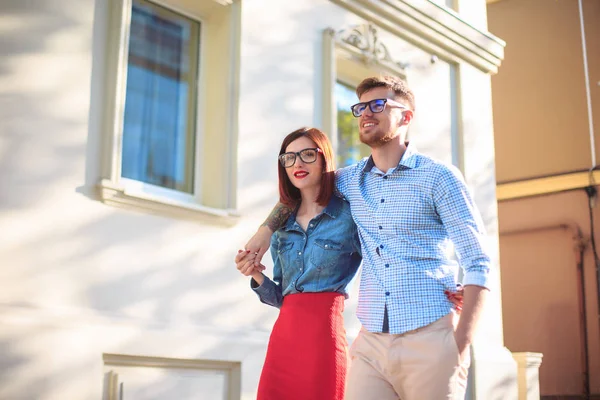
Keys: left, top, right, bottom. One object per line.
{"left": 262, "top": 203, "right": 293, "bottom": 232}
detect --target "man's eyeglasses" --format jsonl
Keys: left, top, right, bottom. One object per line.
{"left": 350, "top": 98, "right": 408, "bottom": 118}
{"left": 279, "top": 148, "right": 322, "bottom": 168}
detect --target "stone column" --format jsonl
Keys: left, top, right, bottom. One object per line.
{"left": 512, "top": 352, "right": 543, "bottom": 400}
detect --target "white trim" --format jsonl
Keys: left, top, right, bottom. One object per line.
{"left": 97, "top": 179, "right": 240, "bottom": 225}
{"left": 321, "top": 28, "right": 337, "bottom": 152}
{"left": 103, "top": 353, "right": 242, "bottom": 400}
{"left": 450, "top": 63, "right": 464, "bottom": 172}
{"left": 193, "top": 6, "right": 207, "bottom": 203}
{"left": 329, "top": 0, "right": 505, "bottom": 74}
{"left": 119, "top": 177, "right": 196, "bottom": 203}
{"left": 225, "top": 0, "right": 242, "bottom": 209}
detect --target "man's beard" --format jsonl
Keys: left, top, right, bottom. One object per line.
{"left": 359, "top": 129, "right": 395, "bottom": 147}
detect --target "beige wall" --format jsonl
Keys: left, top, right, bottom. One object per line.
{"left": 488, "top": 0, "right": 600, "bottom": 397}
{"left": 499, "top": 191, "right": 600, "bottom": 395}
{"left": 498, "top": 190, "right": 600, "bottom": 396}
{"left": 488, "top": 0, "right": 600, "bottom": 183}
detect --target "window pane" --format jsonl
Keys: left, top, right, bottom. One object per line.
{"left": 335, "top": 82, "right": 370, "bottom": 167}
{"left": 121, "top": 0, "right": 200, "bottom": 193}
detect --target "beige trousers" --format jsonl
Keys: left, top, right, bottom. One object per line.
{"left": 346, "top": 313, "right": 470, "bottom": 400}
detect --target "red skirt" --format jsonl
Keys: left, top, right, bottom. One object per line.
{"left": 257, "top": 292, "right": 348, "bottom": 400}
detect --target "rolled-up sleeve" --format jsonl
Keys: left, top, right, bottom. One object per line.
{"left": 433, "top": 165, "right": 492, "bottom": 290}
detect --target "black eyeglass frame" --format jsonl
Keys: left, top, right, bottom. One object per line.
{"left": 278, "top": 147, "right": 323, "bottom": 168}
{"left": 350, "top": 98, "right": 408, "bottom": 118}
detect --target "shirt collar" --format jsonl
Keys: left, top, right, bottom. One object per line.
{"left": 283, "top": 195, "right": 343, "bottom": 231}
{"left": 362, "top": 142, "right": 419, "bottom": 173}
{"left": 322, "top": 195, "right": 343, "bottom": 219}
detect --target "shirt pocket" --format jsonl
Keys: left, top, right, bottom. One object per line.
{"left": 310, "top": 239, "right": 344, "bottom": 270}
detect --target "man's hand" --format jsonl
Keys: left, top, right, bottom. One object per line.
{"left": 453, "top": 285, "right": 488, "bottom": 362}
{"left": 237, "top": 225, "right": 273, "bottom": 267}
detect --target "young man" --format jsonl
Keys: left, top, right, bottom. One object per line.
{"left": 237, "top": 76, "right": 491, "bottom": 399}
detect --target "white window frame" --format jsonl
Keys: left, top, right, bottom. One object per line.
{"left": 90, "top": 0, "right": 241, "bottom": 224}
{"left": 103, "top": 353, "right": 241, "bottom": 400}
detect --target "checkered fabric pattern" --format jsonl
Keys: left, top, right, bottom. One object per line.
{"left": 335, "top": 144, "right": 492, "bottom": 335}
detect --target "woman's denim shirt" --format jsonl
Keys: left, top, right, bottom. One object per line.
{"left": 252, "top": 196, "right": 362, "bottom": 308}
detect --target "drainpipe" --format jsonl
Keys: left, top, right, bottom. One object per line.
{"left": 574, "top": 236, "right": 591, "bottom": 400}
{"left": 577, "top": 0, "right": 596, "bottom": 168}
{"left": 500, "top": 223, "right": 590, "bottom": 398}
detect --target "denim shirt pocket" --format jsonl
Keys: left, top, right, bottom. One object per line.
{"left": 310, "top": 239, "right": 345, "bottom": 270}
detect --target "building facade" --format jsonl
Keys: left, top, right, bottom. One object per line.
{"left": 1, "top": 0, "right": 518, "bottom": 398}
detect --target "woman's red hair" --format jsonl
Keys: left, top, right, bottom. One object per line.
{"left": 278, "top": 127, "right": 336, "bottom": 208}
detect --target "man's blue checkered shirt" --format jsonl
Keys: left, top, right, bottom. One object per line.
{"left": 335, "top": 144, "right": 492, "bottom": 335}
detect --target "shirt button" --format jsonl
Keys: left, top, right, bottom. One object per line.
{"left": 378, "top": 225, "right": 383, "bottom": 230}
{"left": 309, "top": 223, "right": 314, "bottom": 228}
{"left": 385, "top": 291, "right": 390, "bottom": 296}
{"left": 380, "top": 244, "right": 384, "bottom": 249}
{"left": 385, "top": 264, "right": 390, "bottom": 268}
{"left": 298, "top": 251, "right": 302, "bottom": 255}
{"left": 324, "top": 244, "right": 329, "bottom": 248}
{"left": 381, "top": 199, "right": 385, "bottom": 203}
{"left": 383, "top": 176, "right": 388, "bottom": 180}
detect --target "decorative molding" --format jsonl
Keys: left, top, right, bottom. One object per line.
{"left": 337, "top": 23, "right": 409, "bottom": 69}
{"left": 496, "top": 171, "right": 600, "bottom": 201}
{"left": 512, "top": 352, "right": 543, "bottom": 368}
{"left": 329, "top": 0, "right": 505, "bottom": 73}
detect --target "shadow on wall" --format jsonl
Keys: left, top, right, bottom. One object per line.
{"left": 0, "top": 0, "right": 91, "bottom": 210}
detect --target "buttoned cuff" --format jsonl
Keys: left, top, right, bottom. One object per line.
{"left": 251, "top": 276, "right": 276, "bottom": 295}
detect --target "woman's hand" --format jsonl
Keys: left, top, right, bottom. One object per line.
{"left": 235, "top": 249, "right": 266, "bottom": 276}
{"left": 445, "top": 285, "right": 464, "bottom": 313}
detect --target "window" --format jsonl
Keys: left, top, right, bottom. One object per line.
{"left": 335, "top": 81, "right": 370, "bottom": 167}
{"left": 87, "top": 0, "right": 240, "bottom": 222}
{"left": 122, "top": 0, "right": 200, "bottom": 195}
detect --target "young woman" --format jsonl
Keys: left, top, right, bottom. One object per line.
{"left": 237, "top": 127, "right": 361, "bottom": 400}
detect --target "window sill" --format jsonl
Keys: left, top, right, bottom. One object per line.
{"left": 90, "top": 179, "right": 240, "bottom": 226}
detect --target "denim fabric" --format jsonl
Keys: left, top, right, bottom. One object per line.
{"left": 252, "top": 196, "right": 362, "bottom": 308}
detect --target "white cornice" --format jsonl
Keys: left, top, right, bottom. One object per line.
{"left": 330, "top": 0, "right": 506, "bottom": 73}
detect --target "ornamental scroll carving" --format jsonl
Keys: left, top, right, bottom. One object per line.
{"left": 336, "top": 23, "right": 409, "bottom": 70}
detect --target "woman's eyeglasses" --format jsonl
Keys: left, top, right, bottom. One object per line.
{"left": 279, "top": 148, "right": 322, "bottom": 168}
{"left": 350, "top": 98, "right": 407, "bottom": 117}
